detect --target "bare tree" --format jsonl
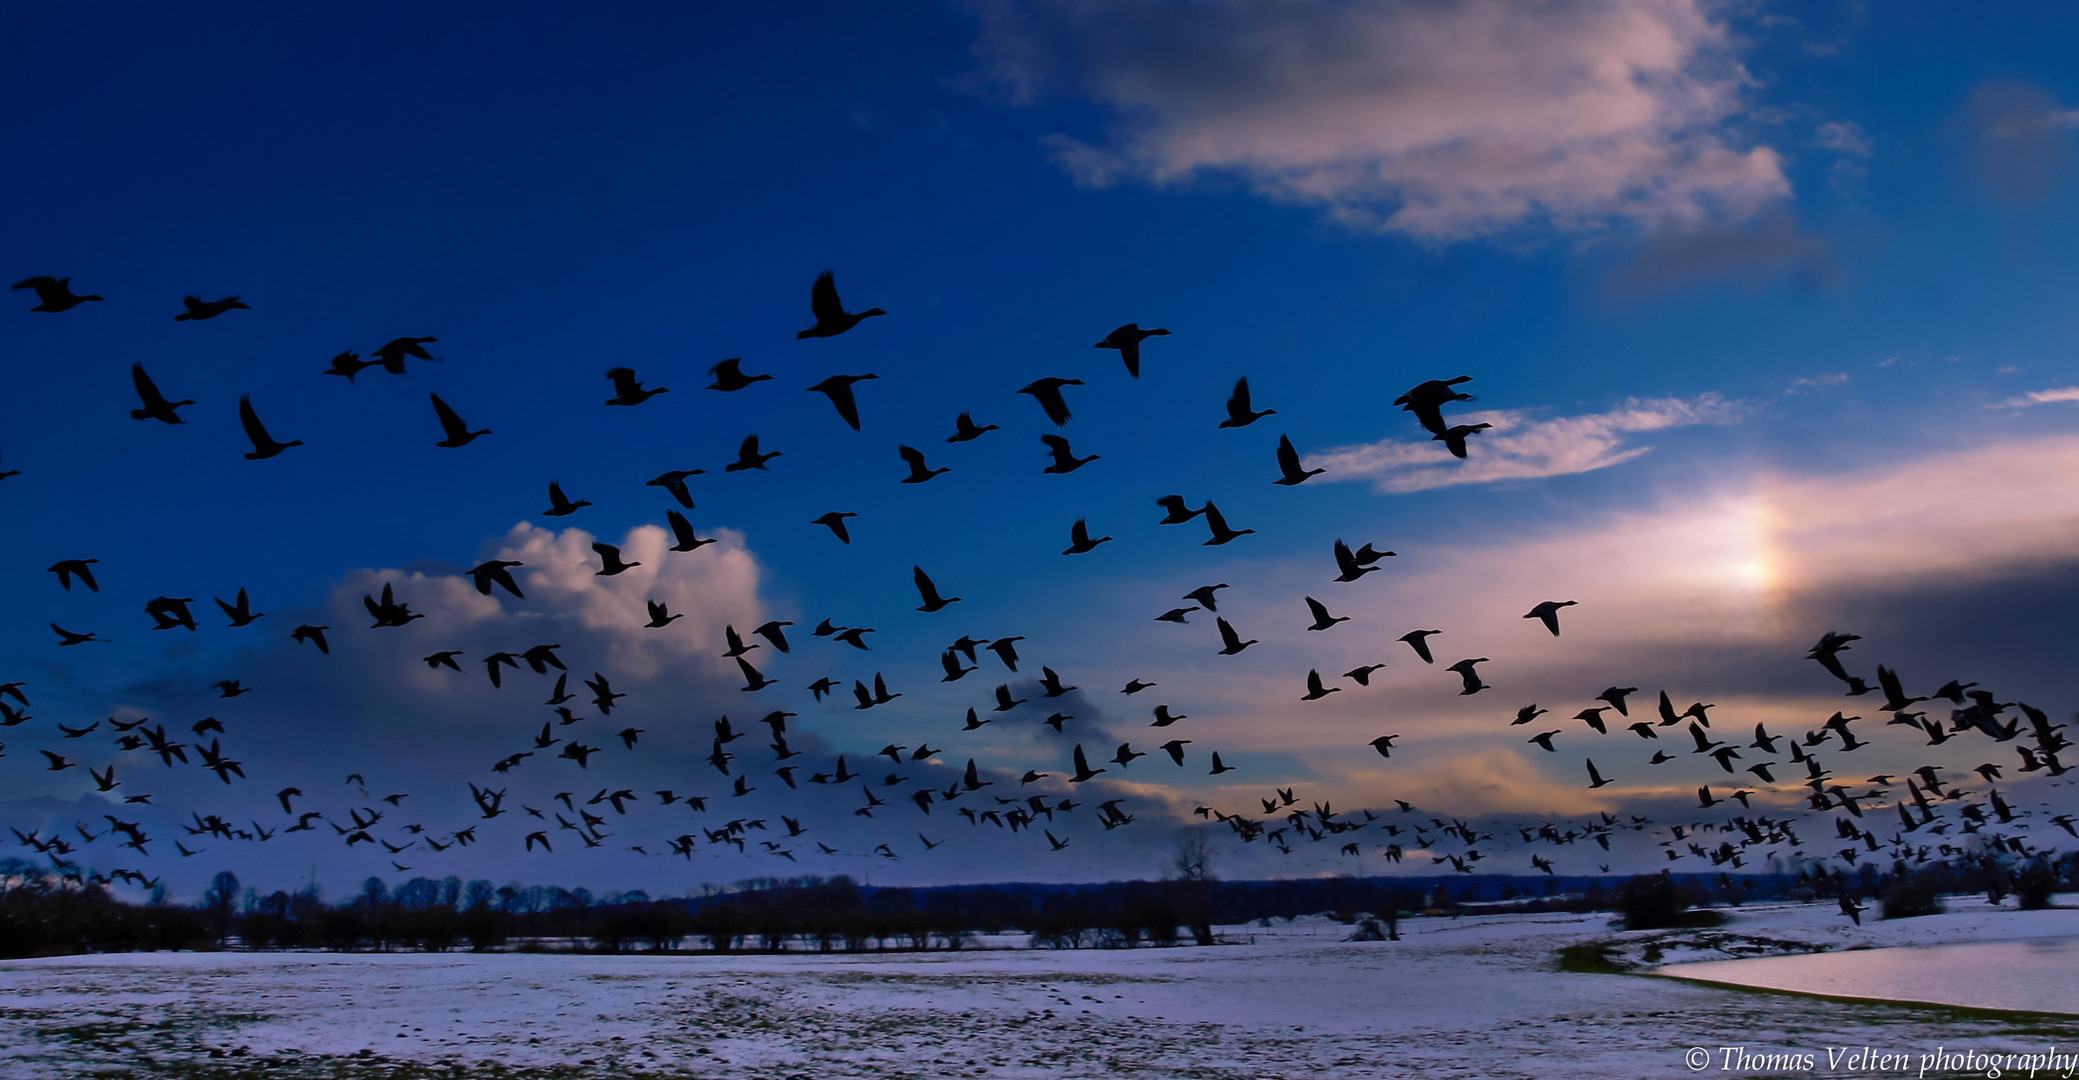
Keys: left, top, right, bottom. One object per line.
{"left": 1170, "top": 828, "right": 1216, "bottom": 945}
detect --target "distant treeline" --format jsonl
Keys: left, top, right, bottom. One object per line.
{"left": 0, "top": 855, "right": 2066, "bottom": 959}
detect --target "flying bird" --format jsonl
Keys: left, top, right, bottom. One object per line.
{"left": 808, "top": 373, "right": 878, "bottom": 430}
{"left": 948, "top": 411, "right": 998, "bottom": 442}
{"left": 1219, "top": 377, "right": 1275, "bottom": 428}
{"left": 1019, "top": 378, "right": 1083, "bottom": 426}
{"left": 13, "top": 276, "right": 102, "bottom": 312}
{"left": 1272, "top": 435, "right": 1323, "bottom": 485}
{"left": 175, "top": 295, "right": 249, "bottom": 321}
{"left": 912, "top": 566, "right": 960, "bottom": 612}
{"left": 796, "top": 271, "right": 885, "bottom": 339}
{"left": 238, "top": 396, "right": 303, "bottom": 459}
{"left": 646, "top": 469, "right": 704, "bottom": 509}
{"left": 604, "top": 367, "right": 668, "bottom": 406}
{"left": 48, "top": 559, "right": 99, "bottom": 593}
{"left": 543, "top": 481, "right": 592, "bottom": 516}
{"left": 812, "top": 511, "right": 857, "bottom": 543}
{"left": 1040, "top": 434, "right": 1098, "bottom": 474}
{"left": 727, "top": 435, "right": 782, "bottom": 472}
{"left": 1524, "top": 600, "right": 1576, "bottom": 637}
{"left": 1094, "top": 323, "right": 1170, "bottom": 378}
{"left": 1394, "top": 376, "right": 1474, "bottom": 436}
{"left": 898, "top": 444, "right": 950, "bottom": 483}
{"left": 1063, "top": 519, "right": 1113, "bottom": 555}
{"left": 429, "top": 393, "right": 490, "bottom": 447}
{"left": 707, "top": 358, "right": 771, "bottom": 392}
{"left": 129, "top": 364, "right": 193, "bottom": 424}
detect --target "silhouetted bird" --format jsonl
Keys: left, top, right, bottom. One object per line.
{"left": 647, "top": 469, "right": 704, "bottom": 508}
{"left": 291, "top": 624, "right": 330, "bottom": 654}
{"left": 13, "top": 276, "right": 102, "bottom": 312}
{"left": 1273, "top": 435, "right": 1323, "bottom": 485}
{"left": 47, "top": 559, "right": 99, "bottom": 592}
{"left": 898, "top": 444, "right": 949, "bottom": 483}
{"left": 809, "top": 373, "right": 878, "bottom": 430}
{"left": 1184, "top": 583, "right": 1228, "bottom": 611}
{"left": 175, "top": 295, "right": 248, "bottom": 321}
{"left": 1394, "top": 376, "right": 1474, "bottom": 436}
{"left": 129, "top": 364, "right": 193, "bottom": 424}
{"left": 593, "top": 543, "right": 640, "bottom": 576}
{"left": 1200, "top": 502, "right": 1252, "bottom": 545}
{"left": 1156, "top": 495, "right": 1206, "bottom": 524}
{"left": 727, "top": 435, "right": 782, "bottom": 472}
{"left": 469, "top": 561, "right": 525, "bottom": 599}
{"left": 797, "top": 271, "right": 885, "bottom": 338}
{"left": 1040, "top": 435, "right": 1098, "bottom": 474}
{"left": 430, "top": 393, "right": 490, "bottom": 447}
{"left": 1219, "top": 376, "right": 1276, "bottom": 428}
{"left": 644, "top": 600, "right": 681, "bottom": 628}
{"left": 1446, "top": 657, "right": 1490, "bottom": 695}
{"left": 371, "top": 337, "right": 440, "bottom": 373}
{"left": 238, "top": 396, "right": 303, "bottom": 459}
{"left": 1585, "top": 758, "right": 1613, "bottom": 789}
{"left": 322, "top": 350, "right": 380, "bottom": 381}
{"left": 1014, "top": 378, "right": 1082, "bottom": 429}
{"left": 813, "top": 511, "right": 857, "bottom": 543}
{"left": 948, "top": 411, "right": 998, "bottom": 442}
{"left": 1525, "top": 600, "right": 1576, "bottom": 636}
{"left": 50, "top": 623, "right": 102, "bottom": 646}
{"left": 543, "top": 481, "right": 591, "bottom": 516}
{"left": 912, "top": 566, "right": 960, "bottom": 612}
{"left": 1095, "top": 323, "right": 1170, "bottom": 378}
{"left": 215, "top": 588, "right": 263, "bottom": 625}
{"left": 605, "top": 367, "right": 668, "bottom": 406}
{"left": 1399, "top": 629, "right": 1441, "bottom": 663}
{"left": 1216, "top": 617, "right": 1256, "bottom": 655}
{"left": 1063, "top": 519, "right": 1112, "bottom": 554}
{"left": 1301, "top": 670, "right": 1340, "bottom": 701}
{"left": 1435, "top": 423, "right": 1491, "bottom": 459}
{"left": 707, "top": 358, "right": 770, "bottom": 391}
{"left": 1304, "top": 597, "right": 1347, "bottom": 631}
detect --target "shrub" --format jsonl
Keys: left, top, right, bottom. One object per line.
{"left": 2015, "top": 862, "right": 2059, "bottom": 910}
{"left": 1617, "top": 874, "right": 1688, "bottom": 930}
{"left": 1880, "top": 874, "right": 1943, "bottom": 920}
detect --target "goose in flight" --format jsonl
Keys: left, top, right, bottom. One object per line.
{"left": 215, "top": 587, "right": 263, "bottom": 625}
{"left": 1068, "top": 745, "right": 1106, "bottom": 782}
{"left": 707, "top": 358, "right": 770, "bottom": 391}
{"left": 543, "top": 481, "right": 591, "bottom": 516}
{"left": 797, "top": 271, "right": 885, "bottom": 338}
{"left": 50, "top": 623, "right": 103, "bottom": 646}
{"left": 1524, "top": 600, "right": 1576, "bottom": 637}
{"left": 1394, "top": 376, "right": 1474, "bottom": 436}
{"left": 898, "top": 444, "right": 950, "bottom": 483}
{"left": 1303, "top": 596, "right": 1347, "bottom": 631}
{"left": 129, "top": 364, "right": 193, "bottom": 424}
{"left": 1219, "top": 376, "right": 1275, "bottom": 428}
{"left": 1215, "top": 617, "right": 1256, "bottom": 655}
{"left": 430, "top": 393, "right": 490, "bottom": 447}
{"left": 13, "top": 276, "right": 102, "bottom": 312}
{"left": 1095, "top": 323, "right": 1169, "bottom": 377}
{"left": 1184, "top": 583, "right": 1227, "bottom": 610}
{"left": 1435, "top": 423, "right": 1491, "bottom": 459}
{"left": 812, "top": 511, "right": 857, "bottom": 543}
{"left": 238, "top": 396, "right": 303, "bottom": 459}
{"left": 1301, "top": 669, "right": 1340, "bottom": 701}
{"left": 948, "top": 411, "right": 998, "bottom": 442}
{"left": 592, "top": 542, "right": 640, "bottom": 576}
{"left": 604, "top": 367, "right": 668, "bottom": 406}
{"left": 1445, "top": 657, "right": 1490, "bottom": 695}
{"left": 647, "top": 469, "right": 704, "bottom": 509}
{"left": 912, "top": 566, "right": 960, "bottom": 612}
{"left": 1273, "top": 435, "right": 1323, "bottom": 485}
{"left": 372, "top": 337, "right": 440, "bottom": 373}
{"left": 1019, "top": 378, "right": 1083, "bottom": 427}
{"left": 1157, "top": 495, "right": 1206, "bottom": 524}
{"left": 1063, "top": 518, "right": 1112, "bottom": 554}
{"left": 666, "top": 510, "right": 716, "bottom": 552}
{"left": 48, "top": 559, "right": 99, "bottom": 592}
{"left": 175, "top": 295, "right": 249, "bottom": 321}
{"left": 1585, "top": 758, "right": 1614, "bottom": 789}
{"left": 290, "top": 624, "right": 330, "bottom": 653}
{"left": 727, "top": 434, "right": 781, "bottom": 474}
{"left": 809, "top": 373, "right": 878, "bottom": 430}
{"left": 1398, "top": 629, "right": 1441, "bottom": 664}
{"left": 1040, "top": 434, "right": 1098, "bottom": 474}
{"left": 1200, "top": 502, "right": 1252, "bottom": 545}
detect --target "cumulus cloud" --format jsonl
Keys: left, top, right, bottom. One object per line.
{"left": 1306, "top": 394, "right": 1741, "bottom": 493}
{"left": 965, "top": 0, "right": 1790, "bottom": 240}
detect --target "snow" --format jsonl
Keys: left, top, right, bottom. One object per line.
{"left": 2, "top": 901, "right": 2077, "bottom": 1078}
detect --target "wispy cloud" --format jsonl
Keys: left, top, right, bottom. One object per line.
{"left": 1306, "top": 394, "right": 1741, "bottom": 493}
{"left": 1993, "top": 386, "right": 2079, "bottom": 409}
{"left": 965, "top": 0, "right": 1789, "bottom": 241}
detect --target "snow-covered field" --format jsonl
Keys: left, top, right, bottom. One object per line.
{"left": 4, "top": 901, "right": 2078, "bottom": 1079}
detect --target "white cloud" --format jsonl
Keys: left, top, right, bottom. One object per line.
{"left": 966, "top": 0, "right": 1790, "bottom": 240}
{"left": 1306, "top": 394, "right": 1741, "bottom": 493}
{"left": 1813, "top": 120, "right": 1872, "bottom": 156}
{"left": 1993, "top": 386, "right": 2079, "bottom": 409}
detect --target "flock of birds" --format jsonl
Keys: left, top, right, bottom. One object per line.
{"left": 5, "top": 270, "right": 2075, "bottom": 912}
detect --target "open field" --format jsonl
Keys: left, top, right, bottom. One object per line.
{"left": 4, "top": 900, "right": 2079, "bottom": 1079}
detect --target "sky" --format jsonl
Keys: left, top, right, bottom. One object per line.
{"left": 4, "top": 0, "right": 2079, "bottom": 901}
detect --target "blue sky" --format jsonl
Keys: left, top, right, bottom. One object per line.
{"left": 5, "top": 1, "right": 2079, "bottom": 899}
